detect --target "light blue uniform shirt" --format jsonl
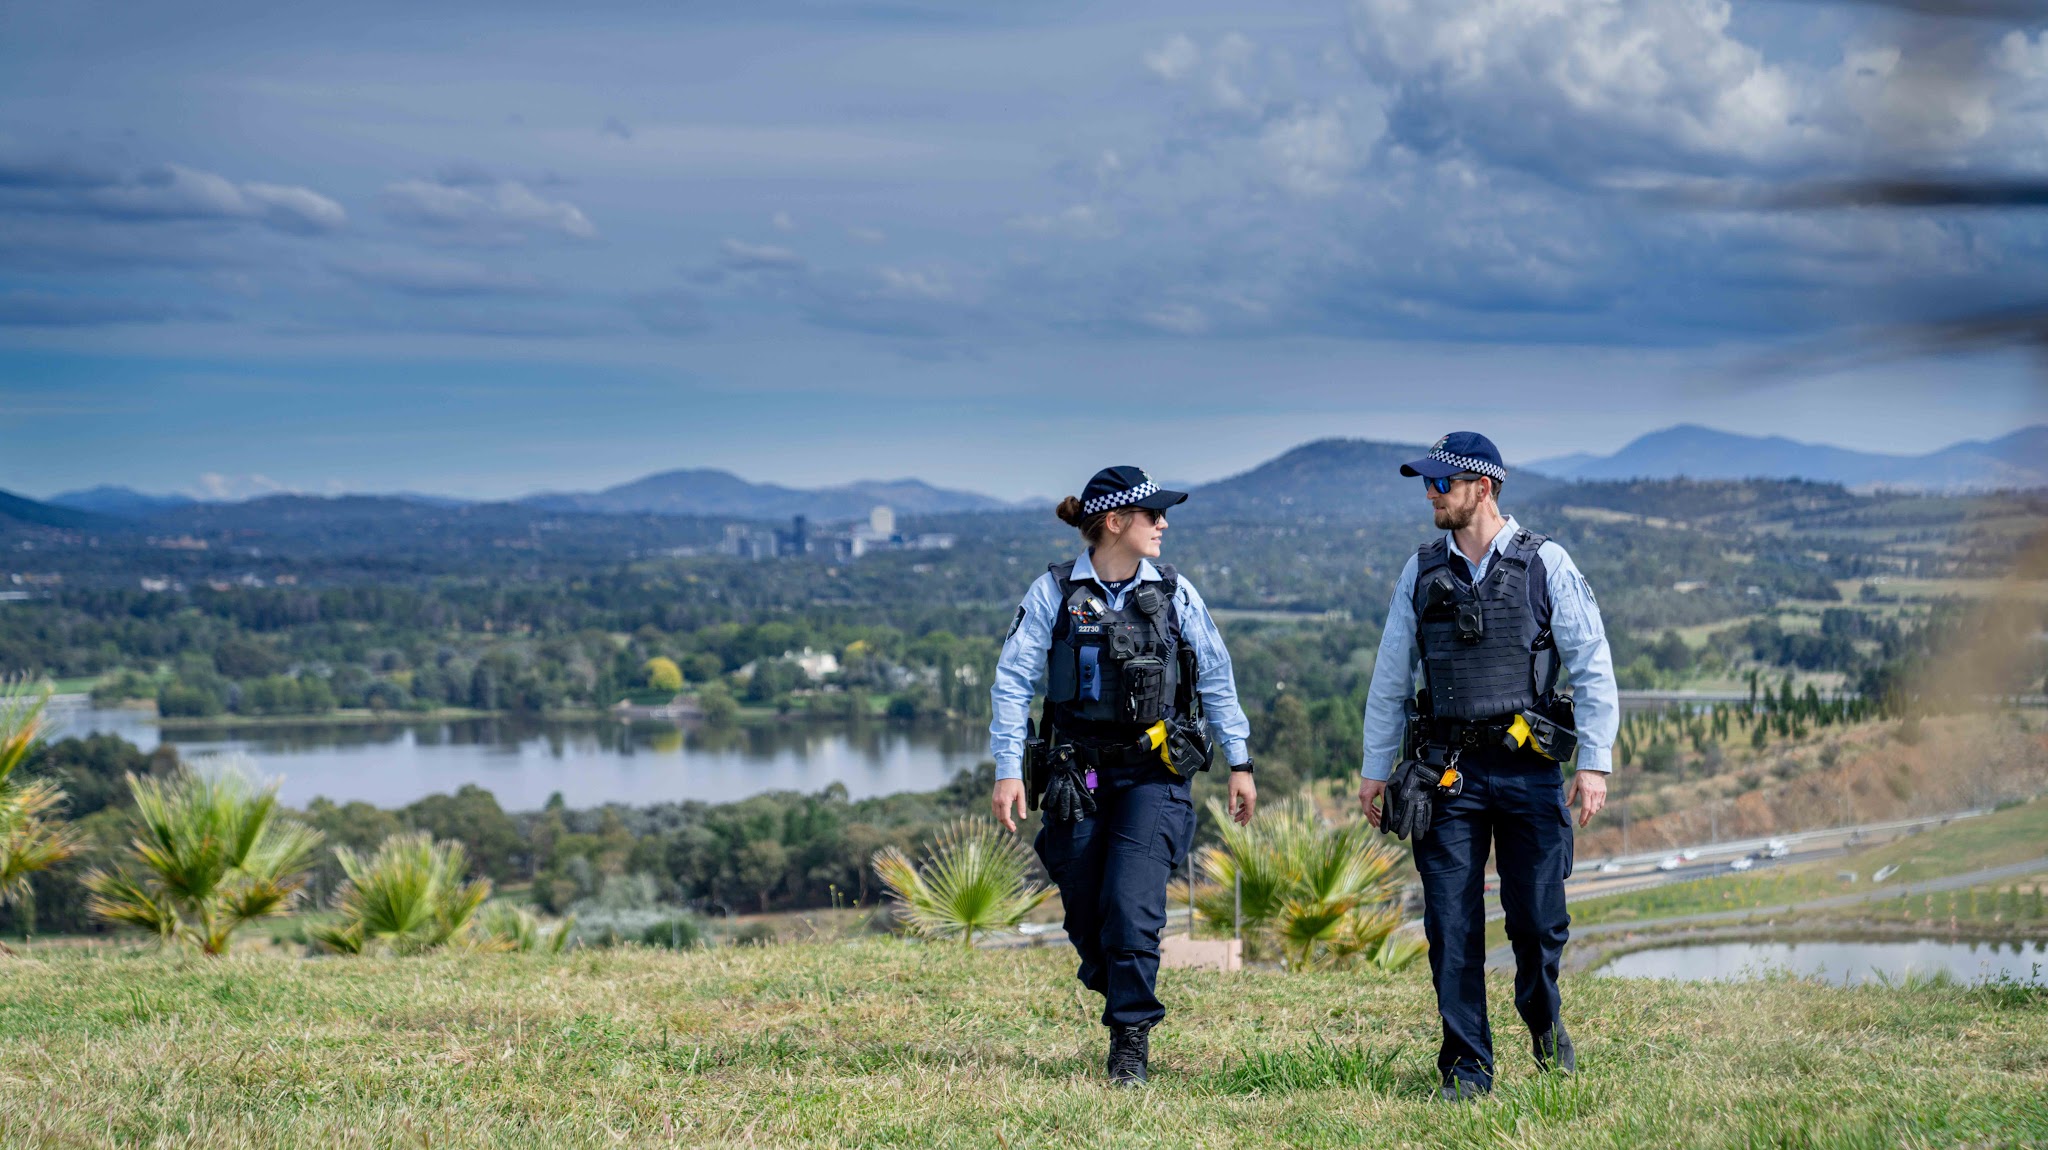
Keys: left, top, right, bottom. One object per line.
{"left": 1360, "top": 517, "right": 1619, "bottom": 780}
{"left": 990, "top": 550, "right": 1252, "bottom": 780}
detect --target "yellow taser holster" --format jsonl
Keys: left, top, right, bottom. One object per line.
{"left": 1138, "top": 720, "right": 1178, "bottom": 774}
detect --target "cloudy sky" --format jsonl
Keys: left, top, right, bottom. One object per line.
{"left": 3, "top": 0, "right": 2044, "bottom": 502}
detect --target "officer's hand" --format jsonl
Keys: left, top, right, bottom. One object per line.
{"left": 992, "top": 778, "right": 1028, "bottom": 833}
{"left": 1227, "top": 770, "right": 1257, "bottom": 825}
{"left": 1567, "top": 770, "right": 1608, "bottom": 828}
{"left": 1359, "top": 778, "right": 1387, "bottom": 829}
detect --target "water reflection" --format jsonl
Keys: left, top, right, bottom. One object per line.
{"left": 49, "top": 703, "right": 989, "bottom": 812}
{"left": 1597, "top": 939, "right": 2048, "bottom": 987}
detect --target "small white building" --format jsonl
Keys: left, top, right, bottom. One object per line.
{"left": 794, "top": 647, "right": 841, "bottom": 681}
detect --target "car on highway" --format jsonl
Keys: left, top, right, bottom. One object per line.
{"left": 1597, "top": 860, "right": 1623, "bottom": 874}
{"left": 1729, "top": 856, "right": 1756, "bottom": 872}
{"left": 1658, "top": 856, "right": 1683, "bottom": 871}
{"left": 1766, "top": 842, "right": 1790, "bottom": 859}
{"left": 1680, "top": 848, "right": 1702, "bottom": 861}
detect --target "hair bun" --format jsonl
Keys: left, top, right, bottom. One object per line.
{"left": 1054, "top": 495, "right": 1086, "bottom": 527}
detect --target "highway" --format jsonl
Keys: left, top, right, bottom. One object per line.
{"left": 1555, "top": 807, "right": 1993, "bottom": 903}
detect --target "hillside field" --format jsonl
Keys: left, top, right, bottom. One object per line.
{"left": 3, "top": 939, "right": 2044, "bottom": 1148}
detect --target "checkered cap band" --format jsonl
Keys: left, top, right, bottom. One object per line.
{"left": 1427, "top": 451, "right": 1506, "bottom": 481}
{"left": 1082, "top": 480, "right": 1158, "bottom": 515}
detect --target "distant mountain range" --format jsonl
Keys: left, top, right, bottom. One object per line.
{"left": 50, "top": 469, "right": 1018, "bottom": 526}
{"left": 32, "top": 423, "right": 2045, "bottom": 531}
{"left": 45, "top": 486, "right": 200, "bottom": 518}
{"left": 1183, "top": 438, "right": 1556, "bottom": 521}
{"left": 0, "top": 489, "right": 108, "bottom": 531}
{"left": 520, "top": 470, "right": 1015, "bottom": 521}
{"left": 1526, "top": 424, "right": 2048, "bottom": 491}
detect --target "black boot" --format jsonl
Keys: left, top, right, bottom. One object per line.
{"left": 1106, "top": 1023, "right": 1152, "bottom": 1087}
{"left": 1533, "top": 1023, "right": 1576, "bottom": 1074}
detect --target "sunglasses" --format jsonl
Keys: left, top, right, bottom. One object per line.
{"left": 1423, "top": 473, "right": 1487, "bottom": 495}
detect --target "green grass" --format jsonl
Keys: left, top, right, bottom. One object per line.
{"left": 2, "top": 940, "right": 2044, "bottom": 1148}
{"left": 1824, "top": 882, "right": 2048, "bottom": 932}
{"left": 1572, "top": 871, "right": 1844, "bottom": 927}
{"left": 1842, "top": 797, "right": 2048, "bottom": 886}
{"left": 1569, "top": 797, "right": 2048, "bottom": 929}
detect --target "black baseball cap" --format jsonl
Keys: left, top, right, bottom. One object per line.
{"left": 1400, "top": 432, "right": 1508, "bottom": 482}
{"left": 1080, "top": 466, "right": 1188, "bottom": 515}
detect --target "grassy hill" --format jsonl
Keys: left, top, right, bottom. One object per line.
{"left": 1572, "top": 795, "right": 2048, "bottom": 931}
{"left": 3, "top": 939, "right": 2043, "bottom": 1147}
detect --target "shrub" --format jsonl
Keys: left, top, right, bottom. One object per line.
{"left": 474, "top": 903, "right": 575, "bottom": 954}
{"left": 312, "top": 833, "right": 491, "bottom": 956}
{"left": 640, "top": 915, "right": 704, "bottom": 950}
{"left": 1193, "top": 790, "right": 1413, "bottom": 971}
{"left": 643, "top": 657, "right": 684, "bottom": 694}
{"left": 872, "top": 817, "right": 1053, "bottom": 946}
{"left": 567, "top": 872, "right": 694, "bottom": 947}
{"left": 84, "top": 757, "right": 323, "bottom": 955}
{"left": 1, "top": 684, "right": 82, "bottom": 936}
{"left": 156, "top": 680, "right": 225, "bottom": 718}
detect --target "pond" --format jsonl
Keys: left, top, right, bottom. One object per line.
{"left": 49, "top": 701, "right": 990, "bottom": 812}
{"left": 1596, "top": 939, "right": 2048, "bottom": 987}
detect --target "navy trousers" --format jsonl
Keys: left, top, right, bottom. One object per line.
{"left": 1034, "top": 768, "right": 1197, "bottom": 1028}
{"left": 1412, "top": 751, "right": 1574, "bottom": 1091}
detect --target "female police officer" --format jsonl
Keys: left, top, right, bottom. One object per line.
{"left": 989, "top": 465, "right": 1257, "bottom": 1087}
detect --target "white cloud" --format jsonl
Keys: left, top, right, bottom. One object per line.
{"left": 1350, "top": 0, "right": 1816, "bottom": 177}
{"left": 847, "top": 226, "right": 887, "bottom": 244}
{"left": 1145, "top": 34, "right": 1201, "bottom": 82}
{"left": 382, "top": 179, "right": 597, "bottom": 241}
{"left": 771, "top": 211, "right": 796, "bottom": 232}
{"left": 1208, "top": 33, "right": 1259, "bottom": 112}
{"left": 875, "top": 266, "right": 953, "bottom": 301}
{"left": 193, "top": 473, "right": 288, "bottom": 501}
{"left": 240, "top": 183, "right": 349, "bottom": 233}
{"left": 1140, "top": 302, "right": 1209, "bottom": 335}
{"left": 718, "top": 239, "right": 805, "bottom": 271}
{"left": 14, "top": 161, "right": 349, "bottom": 234}
{"left": 1261, "top": 106, "right": 1361, "bottom": 197}
{"left": 1007, "top": 204, "right": 1117, "bottom": 239}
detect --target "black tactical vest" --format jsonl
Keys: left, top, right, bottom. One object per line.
{"left": 1411, "top": 530, "right": 1559, "bottom": 722}
{"left": 1044, "top": 560, "right": 1184, "bottom": 736}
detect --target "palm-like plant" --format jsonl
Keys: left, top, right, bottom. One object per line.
{"left": 473, "top": 902, "right": 576, "bottom": 954}
{"left": 0, "top": 682, "right": 82, "bottom": 950}
{"left": 83, "top": 756, "right": 323, "bottom": 956}
{"left": 312, "top": 832, "right": 491, "bottom": 955}
{"left": 872, "top": 817, "right": 1054, "bottom": 947}
{"left": 1194, "top": 790, "right": 1414, "bottom": 971}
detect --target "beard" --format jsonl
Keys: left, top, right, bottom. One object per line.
{"left": 1433, "top": 502, "right": 1475, "bottom": 531}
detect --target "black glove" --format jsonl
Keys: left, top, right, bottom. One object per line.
{"left": 1381, "top": 759, "right": 1436, "bottom": 843}
{"left": 1042, "top": 759, "right": 1098, "bottom": 824}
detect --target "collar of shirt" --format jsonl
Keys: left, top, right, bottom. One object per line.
{"left": 1445, "top": 516, "right": 1521, "bottom": 583}
{"left": 1073, "top": 549, "right": 1162, "bottom": 610}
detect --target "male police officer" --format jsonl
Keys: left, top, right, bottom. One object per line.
{"left": 1358, "top": 432, "right": 1618, "bottom": 1100}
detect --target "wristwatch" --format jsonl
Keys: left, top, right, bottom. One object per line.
{"left": 1229, "top": 758, "right": 1254, "bottom": 774}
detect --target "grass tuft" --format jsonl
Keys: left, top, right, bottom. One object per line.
{"left": 1201, "top": 1033, "right": 1405, "bottom": 1095}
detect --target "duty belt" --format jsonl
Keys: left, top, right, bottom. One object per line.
{"left": 1426, "top": 708, "right": 1577, "bottom": 762}
{"left": 1061, "top": 740, "right": 1155, "bottom": 771}
{"left": 1434, "top": 717, "right": 1518, "bottom": 749}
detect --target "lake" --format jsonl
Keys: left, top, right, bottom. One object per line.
{"left": 1596, "top": 939, "right": 2048, "bottom": 987}
{"left": 49, "top": 701, "right": 990, "bottom": 812}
